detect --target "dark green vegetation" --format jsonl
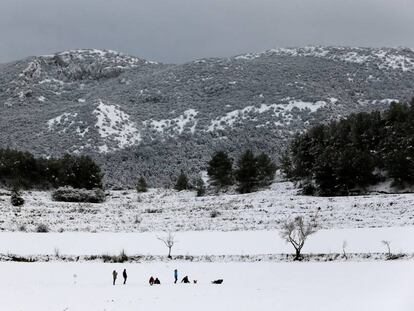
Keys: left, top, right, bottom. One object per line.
{"left": 136, "top": 176, "right": 148, "bottom": 193}
{"left": 0, "top": 150, "right": 103, "bottom": 189}
{"left": 52, "top": 187, "right": 106, "bottom": 203}
{"left": 282, "top": 101, "right": 414, "bottom": 196}
{"left": 208, "top": 150, "right": 276, "bottom": 193}
{"left": 174, "top": 170, "right": 190, "bottom": 191}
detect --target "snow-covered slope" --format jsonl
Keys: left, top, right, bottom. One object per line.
{"left": 1, "top": 182, "right": 414, "bottom": 233}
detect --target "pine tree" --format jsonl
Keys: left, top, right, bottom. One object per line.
{"left": 207, "top": 151, "right": 234, "bottom": 188}
{"left": 256, "top": 152, "right": 277, "bottom": 187}
{"left": 235, "top": 150, "right": 258, "bottom": 193}
{"left": 174, "top": 170, "right": 189, "bottom": 191}
{"left": 194, "top": 175, "right": 206, "bottom": 197}
{"left": 136, "top": 176, "right": 148, "bottom": 192}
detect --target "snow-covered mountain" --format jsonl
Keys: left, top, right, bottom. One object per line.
{"left": 1, "top": 47, "right": 414, "bottom": 187}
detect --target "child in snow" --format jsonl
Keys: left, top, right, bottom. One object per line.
{"left": 112, "top": 270, "right": 118, "bottom": 285}
{"left": 123, "top": 269, "right": 127, "bottom": 284}
{"left": 149, "top": 276, "right": 155, "bottom": 286}
{"left": 154, "top": 277, "right": 161, "bottom": 285}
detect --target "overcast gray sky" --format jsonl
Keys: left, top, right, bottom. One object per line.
{"left": 1, "top": 0, "right": 413, "bottom": 64}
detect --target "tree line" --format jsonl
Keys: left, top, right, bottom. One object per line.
{"left": 157, "top": 149, "right": 276, "bottom": 194}
{"left": 0, "top": 149, "right": 103, "bottom": 190}
{"left": 281, "top": 100, "right": 414, "bottom": 196}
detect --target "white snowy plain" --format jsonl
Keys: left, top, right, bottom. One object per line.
{"left": 0, "top": 261, "right": 413, "bottom": 311}
{"left": 0, "top": 226, "right": 413, "bottom": 256}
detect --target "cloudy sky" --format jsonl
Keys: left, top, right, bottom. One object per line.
{"left": 1, "top": 0, "right": 413, "bottom": 64}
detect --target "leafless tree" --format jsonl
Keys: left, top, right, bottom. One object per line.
{"left": 381, "top": 240, "right": 391, "bottom": 257}
{"left": 280, "top": 216, "right": 318, "bottom": 260}
{"left": 157, "top": 232, "right": 176, "bottom": 259}
{"left": 342, "top": 240, "right": 348, "bottom": 260}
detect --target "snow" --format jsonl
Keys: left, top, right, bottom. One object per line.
{"left": 207, "top": 100, "right": 327, "bottom": 131}
{"left": 358, "top": 98, "right": 399, "bottom": 106}
{"left": 0, "top": 261, "right": 412, "bottom": 311}
{"left": 54, "top": 49, "right": 158, "bottom": 66}
{"left": 234, "top": 46, "right": 414, "bottom": 72}
{"left": 37, "top": 96, "right": 46, "bottom": 102}
{"left": 47, "top": 112, "right": 78, "bottom": 131}
{"left": 93, "top": 100, "right": 141, "bottom": 152}
{"left": 0, "top": 226, "right": 412, "bottom": 257}
{"left": 143, "top": 109, "right": 198, "bottom": 135}
{"left": 2, "top": 182, "right": 414, "bottom": 233}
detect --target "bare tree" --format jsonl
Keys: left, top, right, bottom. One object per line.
{"left": 280, "top": 216, "right": 318, "bottom": 260}
{"left": 342, "top": 240, "right": 348, "bottom": 260}
{"left": 157, "top": 232, "right": 176, "bottom": 259}
{"left": 381, "top": 240, "right": 391, "bottom": 258}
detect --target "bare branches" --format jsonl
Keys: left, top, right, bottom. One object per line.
{"left": 280, "top": 215, "right": 318, "bottom": 260}
{"left": 157, "top": 232, "right": 176, "bottom": 258}
{"left": 342, "top": 240, "right": 348, "bottom": 260}
{"left": 381, "top": 240, "right": 391, "bottom": 257}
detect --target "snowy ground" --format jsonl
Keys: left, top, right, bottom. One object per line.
{"left": 1, "top": 182, "right": 414, "bottom": 232}
{"left": 1, "top": 182, "right": 413, "bottom": 309}
{"left": 1, "top": 261, "right": 413, "bottom": 311}
{"left": 0, "top": 227, "right": 413, "bottom": 257}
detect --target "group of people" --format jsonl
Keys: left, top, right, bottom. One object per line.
{"left": 112, "top": 268, "right": 222, "bottom": 286}
{"left": 112, "top": 269, "right": 128, "bottom": 285}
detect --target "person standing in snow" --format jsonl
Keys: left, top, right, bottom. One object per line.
{"left": 174, "top": 269, "right": 178, "bottom": 284}
{"left": 112, "top": 270, "right": 118, "bottom": 285}
{"left": 123, "top": 269, "right": 127, "bottom": 285}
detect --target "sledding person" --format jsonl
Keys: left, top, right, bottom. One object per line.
{"left": 112, "top": 270, "right": 118, "bottom": 285}
{"left": 181, "top": 276, "right": 190, "bottom": 284}
{"left": 149, "top": 276, "right": 155, "bottom": 286}
{"left": 123, "top": 269, "right": 127, "bottom": 285}
{"left": 154, "top": 277, "right": 161, "bottom": 285}
{"left": 174, "top": 269, "right": 178, "bottom": 284}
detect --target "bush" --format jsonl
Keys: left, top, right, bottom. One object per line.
{"left": 52, "top": 186, "right": 106, "bottom": 203}
{"left": 174, "top": 170, "right": 189, "bottom": 191}
{"left": 36, "top": 224, "right": 49, "bottom": 233}
{"left": 136, "top": 176, "right": 148, "bottom": 193}
{"left": 11, "top": 191, "right": 25, "bottom": 206}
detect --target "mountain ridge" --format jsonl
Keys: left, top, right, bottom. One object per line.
{"left": 1, "top": 46, "right": 413, "bottom": 187}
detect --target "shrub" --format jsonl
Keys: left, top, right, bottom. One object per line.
{"left": 11, "top": 192, "right": 25, "bottom": 206}
{"left": 174, "top": 170, "right": 189, "bottom": 191}
{"left": 36, "top": 224, "right": 49, "bottom": 233}
{"left": 210, "top": 210, "right": 221, "bottom": 218}
{"left": 52, "top": 187, "right": 106, "bottom": 203}
{"left": 136, "top": 176, "right": 148, "bottom": 193}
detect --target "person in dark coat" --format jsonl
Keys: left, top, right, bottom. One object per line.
{"left": 122, "top": 269, "right": 127, "bottom": 284}
{"left": 149, "top": 276, "right": 155, "bottom": 286}
{"left": 154, "top": 277, "right": 161, "bottom": 285}
{"left": 174, "top": 269, "right": 178, "bottom": 284}
{"left": 181, "top": 276, "right": 190, "bottom": 284}
{"left": 112, "top": 270, "right": 118, "bottom": 285}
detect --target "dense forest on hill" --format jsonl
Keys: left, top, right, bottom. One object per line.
{"left": 0, "top": 150, "right": 102, "bottom": 189}
{"left": 282, "top": 100, "right": 414, "bottom": 196}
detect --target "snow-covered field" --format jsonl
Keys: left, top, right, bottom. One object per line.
{"left": 1, "top": 261, "right": 413, "bottom": 311}
{"left": 1, "top": 182, "right": 413, "bottom": 309}
{"left": 0, "top": 227, "right": 413, "bottom": 257}
{"left": 1, "top": 182, "right": 414, "bottom": 232}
